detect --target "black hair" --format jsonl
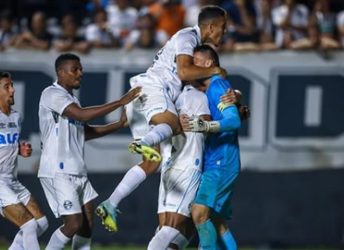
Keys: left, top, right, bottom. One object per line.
{"left": 194, "top": 44, "right": 220, "bottom": 66}
{"left": 55, "top": 53, "right": 80, "bottom": 73}
{"left": 0, "top": 72, "right": 11, "bottom": 80}
{"left": 198, "top": 5, "right": 227, "bottom": 26}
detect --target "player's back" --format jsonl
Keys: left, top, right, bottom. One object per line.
{"left": 144, "top": 26, "right": 201, "bottom": 93}
{"left": 0, "top": 110, "right": 20, "bottom": 178}
{"left": 170, "top": 85, "right": 209, "bottom": 171}
{"left": 204, "top": 76, "right": 241, "bottom": 172}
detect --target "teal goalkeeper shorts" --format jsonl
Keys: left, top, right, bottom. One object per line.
{"left": 194, "top": 167, "right": 239, "bottom": 220}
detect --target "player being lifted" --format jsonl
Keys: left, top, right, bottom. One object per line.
{"left": 96, "top": 5, "right": 228, "bottom": 232}
{"left": 38, "top": 53, "right": 140, "bottom": 250}
{"left": 0, "top": 72, "right": 48, "bottom": 250}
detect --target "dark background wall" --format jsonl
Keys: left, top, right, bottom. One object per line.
{"left": 1, "top": 170, "right": 344, "bottom": 247}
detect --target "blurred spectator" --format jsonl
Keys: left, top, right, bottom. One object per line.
{"left": 13, "top": 11, "right": 52, "bottom": 50}
{"left": 256, "top": 0, "right": 278, "bottom": 50}
{"left": 106, "top": 0, "right": 138, "bottom": 45}
{"left": 337, "top": 11, "right": 344, "bottom": 48}
{"left": 272, "top": 0, "right": 309, "bottom": 48}
{"left": 311, "top": 0, "right": 339, "bottom": 48}
{"left": 149, "top": 0, "right": 186, "bottom": 37}
{"left": 53, "top": 14, "right": 91, "bottom": 54}
{"left": 124, "top": 13, "right": 168, "bottom": 50}
{"left": 0, "top": 10, "right": 18, "bottom": 51}
{"left": 222, "top": 0, "right": 260, "bottom": 52}
{"left": 184, "top": 0, "right": 219, "bottom": 27}
{"left": 85, "top": 8, "right": 120, "bottom": 48}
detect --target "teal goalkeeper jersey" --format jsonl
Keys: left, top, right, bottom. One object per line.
{"left": 203, "top": 75, "right": 241, "bottom": 171}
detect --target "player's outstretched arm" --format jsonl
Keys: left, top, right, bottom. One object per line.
{"left": 85, "top": 109, "right": 128, "bottom": 140}
{"left": 63, "top": 87, "right": 141, "bottom": 122}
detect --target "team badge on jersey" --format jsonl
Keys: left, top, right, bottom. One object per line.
{"left": 63, "top": 200, "right": 73, "bottom": 210}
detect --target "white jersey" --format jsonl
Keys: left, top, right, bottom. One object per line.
{"left": 131, "top": 26, "right": 201, "bottom": 102}
{"left": 0, "top": 110, "right": 21, "bottom": 179}
{"left": 38, "top": 82, "right": 86, "bottom": 178}
{"left": 170, "top": 85, "right": 210, "bottom": 171}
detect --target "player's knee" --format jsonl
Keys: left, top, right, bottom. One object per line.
{"left": 64, "top": 216, "right": 83, "bottom": 235}
{"left": 191, "top": 205, "right": 208, "bottom": 225}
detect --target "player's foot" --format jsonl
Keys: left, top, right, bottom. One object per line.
{"left": 128, "top": 141, "right": 161, "bottom": 162}
{"left": 96, "top": 200, "right": 120, "bottom": 232}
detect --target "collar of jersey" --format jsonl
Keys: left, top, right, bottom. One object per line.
{"left": 193, "top": 25, "right": 201, "bottom": 43}
{"left": 53, "top": 81, "right": 73, "bottom": 96}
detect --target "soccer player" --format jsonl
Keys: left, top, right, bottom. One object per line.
{"left": 0, "top": 72, "right": 48, "bottom": 250}
{"left": 148, "top": 46, "right": 247, "bottom": 249}
{"left": 38, "top": 53, "right": 141, "bottom": 250}
{"left": 97, "top": 4, "right": 228, "bottom": 232}
{"left": 187, "top": 45, "right": 241, "bottom": 250}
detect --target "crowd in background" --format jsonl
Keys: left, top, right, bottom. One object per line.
{"left": 1, "top": 0, "right": 344, "bottom": 54}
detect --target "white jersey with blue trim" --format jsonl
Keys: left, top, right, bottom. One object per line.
{"left": 38, "top": 82, "right": 86, "bottom": 178}
{"left": 131, "top": 26, "right": 201, "bottom": 102}
{"left": 169, "top": 85, "right": 210, "bottom": 171}
{"left": 0, "top": 110, "right": 21, "bottom": 178}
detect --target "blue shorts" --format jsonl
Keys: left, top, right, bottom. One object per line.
{"left": 194, "top": 167, "right": 239, "bottom": 220}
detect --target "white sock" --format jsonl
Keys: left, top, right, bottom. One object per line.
{"left": 171, "top": 232, "right": 189, "bottom": 249}
{"left": 72, "top": 235, "right": 91, "bottom": 250}
{"left": 147, "top": 226, "right": 180, "bottom": 250}
{"left": 20, "top": 218, "right": 40, "bottom": 250}
{"left": 9, "top": 216, "right": 49, "bottom": 250}
{"left": 36, "top": 216, "right": 49, "bottom": 236}
{"left": 46, "top": 228, "right": 71, "bottom": 250}
{"left": 109, "top": 165, "right": 146, "bottom": 207}
{"left": 141, "top": 123, "right": 173, "bottom": 146}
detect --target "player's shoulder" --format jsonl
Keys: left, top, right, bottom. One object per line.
{"left": 41, "top": 84, "right": 65, "bottom": 97}
{"left": 210, "top": 76, "right": 231, "bottom": 90}
{"left": 174, "top": 26, "right": 199, "bottom": 41}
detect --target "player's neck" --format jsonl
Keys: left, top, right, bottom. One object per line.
{"left": 0, "top": 103, "right": 11, "bottom": 116}
{"left": 57, "top": 81, "right": 73, "bottom": 94}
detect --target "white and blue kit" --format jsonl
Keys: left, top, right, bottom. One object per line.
{"left": 0, "top": 109, "right": 31, "bottom": 215}
{"left": 38, "top": 82, "right": 98, "bottom": 218}
{"left": 126, "top": 26, "right": 201, "bottom": 139}
{"left": 158, "top": 85, "right": 210, "bottom": 217}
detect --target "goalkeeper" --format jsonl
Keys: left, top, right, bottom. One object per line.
{"left": 183, "top": 44, "right": 244, "bottom": 250}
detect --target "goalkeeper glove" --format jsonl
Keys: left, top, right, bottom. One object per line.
{"left": 188, "top": 116, "right": 220, "bottom": 133}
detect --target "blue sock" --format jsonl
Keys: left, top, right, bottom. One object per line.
{"left": 220, "top": 230, "right": 237, "bottom": 250}
{"left": 196, "top": 220, "right": 217, "bottom": 250}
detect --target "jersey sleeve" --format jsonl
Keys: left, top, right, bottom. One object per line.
{"left": 41, "top": 88, "right": 74, "bottom": 115}
{"left": 207, "top": 77, "right": 233, "bottom": 110}
{"left": 175, "top": 31, "right": 198, "bottom": 57}
{"left": 208, "top": 78, "right": 241, "bottom": 132}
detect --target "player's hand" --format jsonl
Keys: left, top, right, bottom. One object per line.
{"left": 220, "top": 89, "right": 238, "bottom": 105}
{"left": 239, "top": 105, "right": 250, "bottom": 121}
{"left": 19, "top": 142, "right": 32, "bottom": 157}
{"left": 187, "top": 116, "right": 209, "bottom": 133}
{"left": 179, "top": 114, "right": 192, "bottom": 132}
{"left": 119, "top": 86, "right": 142, "bottom": 106}
{"left": 120, "top": 108, "right": 129, "bottom": 128}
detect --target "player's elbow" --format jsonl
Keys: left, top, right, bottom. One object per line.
{"left": 177, "top": 68, "right": 189, "bottom": 81}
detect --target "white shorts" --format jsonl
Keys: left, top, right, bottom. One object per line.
{"left": 0, "top": 177, "right": 31, "bottom": 216}
{"left": 128, "top": 76, "right": 178, "bottom": 131}
{"left": 40, "top": 174, "right": 98, "bottom": 218}
{"left": 158, "top": 165, "right": 202, "bottom": 217}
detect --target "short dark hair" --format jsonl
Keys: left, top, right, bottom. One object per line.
{"left": 0, "top": 72, "right": 11, "bottom": 80}
{"left": 198, "top": 5, "right": 227, "bottom": 26}
{"left": 55, "top": 53, "right": 80, "bottom": 73}
{"left": 194, "top": 44, "right": 220, "bottom": 67}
